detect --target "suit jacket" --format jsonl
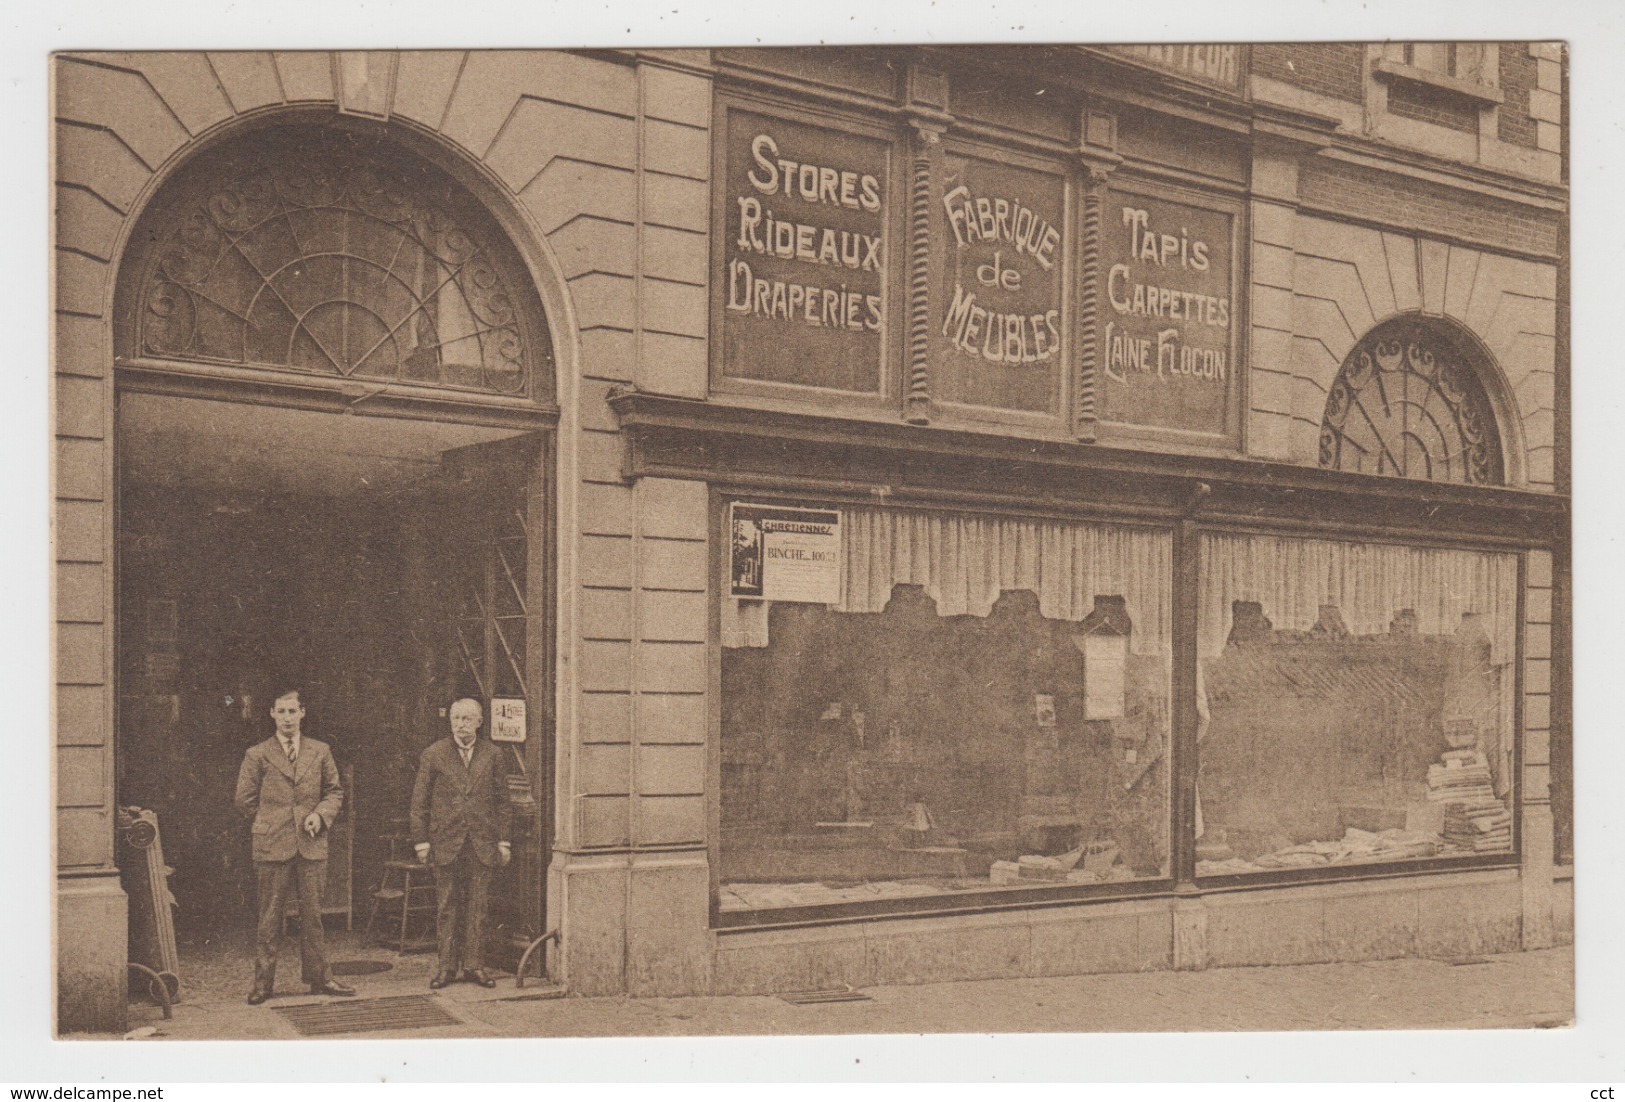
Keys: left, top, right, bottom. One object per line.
{"left": 234, "top": 736, "right": 344, "bottom": 863}
{"left": 410, "top": 737, "right": 513, "bottom": 867}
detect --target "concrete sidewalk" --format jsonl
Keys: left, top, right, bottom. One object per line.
{"left": 105, "top": 946, "right": 1574, "bottom": 1040}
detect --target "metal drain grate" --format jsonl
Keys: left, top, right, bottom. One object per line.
{"left": 276, "top": 995, "right": 460, "bottom": 1037}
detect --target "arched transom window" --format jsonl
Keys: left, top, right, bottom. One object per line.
{"left": 1320, "top": 319, "right": 1503, "bottom": 486}
{"left": 120, "top": 125, "right": 552, "bottom": 401}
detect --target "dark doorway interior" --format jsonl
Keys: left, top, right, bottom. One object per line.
{"left": 115, "top": 393, "right": 546, "bottom": 970}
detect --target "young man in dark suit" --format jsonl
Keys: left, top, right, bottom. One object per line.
{"left": 234, "top": 687, "right": 355, "bottom": 1004}
{"left": 410, "top": 697, "right": 512, "bottom": 989}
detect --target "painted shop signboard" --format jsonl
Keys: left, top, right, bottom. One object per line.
{"left": 712, "top": 106, "right": 1242, "bottom": 447}
{"left": 1098, "top": 189, "right": 1240, "bottom": 443}
{"left": 933, "top": 148, "right": 1067, "bottom": 416}
{"left": 1102, "top": 44, "right": 1244, "bottom": 91}
{"left": 718, "top": 108, "right": 891, "bottom": 394}
{"left": 729, "top": 503, "right": 842, "bottom": 605}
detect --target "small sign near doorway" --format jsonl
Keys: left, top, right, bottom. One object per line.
{"left": 490, "top": 697, "right": 526, "bottom": 743}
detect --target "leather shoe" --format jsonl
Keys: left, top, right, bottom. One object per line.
{"left": 464, "top": 969, "right": 496, "bottom": 989}
{"left": 429, "top": 972, "right": 454, "bottom": 990}
{"left": 247, "top": 990, "right": 270, "bottom": 1006}
{"left": 310, "top": 980, "right": 356, "bottom": 997}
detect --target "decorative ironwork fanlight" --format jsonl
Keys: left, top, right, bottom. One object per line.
{"left": 1319, "top": 320, "right": 1503, "bottom": 485}
{"left": 124, "top": 125, "right": 551, "bottom": 399}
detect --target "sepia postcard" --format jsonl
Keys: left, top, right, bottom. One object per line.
{"left": 31, "top": 10, "right": 1612, "bottom": 1084}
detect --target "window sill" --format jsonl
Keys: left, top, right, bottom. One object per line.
{"left": 1195, "top": 853, "right": 1519, "bottom": 893}
{"left": 711, "top": 855, "right": 1526, "bottom": 931}
{"left": 714, "top": 876, "right": 1175, "bottom": 930}
{"left": 1372, "top": 59, "right": 1505, "bottom": 107}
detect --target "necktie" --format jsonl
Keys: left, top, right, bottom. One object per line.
{"left": 285, "top": 738, "right": 297, "bottom": 764}
{"left": 458, "top": 741, "right": 472, "bottom": 768}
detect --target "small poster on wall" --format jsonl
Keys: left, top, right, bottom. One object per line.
{"left": 729, "top": 503, "right": 842, "bottom": 604}
{"left": 489, "top": 697, "right": 526, "bottom": 743}
{"left": 1080, "top": 632, "right": 1128, "bottom": 720}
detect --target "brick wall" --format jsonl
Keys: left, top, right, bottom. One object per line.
{"left": 1298, "top": 160, "right": 1561, "bottom": 259}
{"left": 1499, "top": 43, "right": 1541, "bottom": 149}
{"left": 1385, "top": 80, "right": 1480, "bottom": 134}
{"left": 1253, "top": 44, "right": 1365, "bottom": 102}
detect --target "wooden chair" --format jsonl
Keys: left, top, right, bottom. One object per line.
{"left": 363, "top": 835, "right": 437, "bottom": 950}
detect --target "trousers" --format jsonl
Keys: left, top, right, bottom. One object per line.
{"left": 253, "top": 856, "right": 331, "bottom": 995}
{"left": 432, "top": 846, "right": 492, "bottom": 974}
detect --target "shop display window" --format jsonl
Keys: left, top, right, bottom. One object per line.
{"left": 1195, "top": 533, "right": 1519, "bottom": 877}
{"left": 718, "top": 507, "right": 1172, "bottom": 912}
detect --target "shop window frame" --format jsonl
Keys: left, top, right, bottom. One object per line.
{"left": 706, "top": 497, "right": 1529, "bottom": 931}
{"left": 706, "top": 487, "right": 1183, "bottom": 930}
{"left": 605, "top": 391, "right": 1557, "bottom": 931}
{"left": 1185, "top": 517, "right": 1527, "bottom": 893}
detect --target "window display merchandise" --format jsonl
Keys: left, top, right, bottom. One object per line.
{"left": 719, "top": 506, "right": 1172, "bottom": 912}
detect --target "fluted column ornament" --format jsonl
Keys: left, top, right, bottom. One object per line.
{"left": 903, "top": 117, "right": 947, "bottom": 424}
{"left": 902, "top": 64, "right": 953, "bottom": 426}
{"left": 1073, "top": 107, "right": 1122, "bottom": 443}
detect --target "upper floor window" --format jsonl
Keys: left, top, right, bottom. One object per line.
{"left": 119, "top": 124, "right": 553, "bottom": 403}
{"left": 1319, "top": 318, "right": 1505, "bottom": 486}
{"left": 1399, "top": 43, "right": 1491, "bottom": 85}
{"left": 1373, "top": 43, "right": 1503, "bottom": 116}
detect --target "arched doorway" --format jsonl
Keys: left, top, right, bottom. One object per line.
{"left": 1319, "top": 316, "right": 1507, "bottom": 486}
{"left": 111, "top": 120, "right": 557, "bottom": 993}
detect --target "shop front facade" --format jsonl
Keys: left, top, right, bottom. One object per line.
{"left": 54, "top": 44, "right": 1568, "bottom": 1032}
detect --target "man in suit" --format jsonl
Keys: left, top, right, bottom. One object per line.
{"left": 411, "top": 697, "right": 512, "bottom": 989}
{"left": 234, "top": 687, "right": 355, "bottom": 1004}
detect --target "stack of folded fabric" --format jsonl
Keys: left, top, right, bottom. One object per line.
{"left": 1250, "top": 827, "right": 1439, "bottom": 869}
{"left": 1331, "top": 827, "right": 1438, "bottom": 862}
{"left": 1443, "top": 804, "right": 1513, "bottom": 852}
{"left": 1426, "top": 750, "right": 1496, "bottom": 805}
{"left": 1427, "top": 749, "right": 1510, "bottom": 853}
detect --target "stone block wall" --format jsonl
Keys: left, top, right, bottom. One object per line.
{"left": 713, "top": 899, "right": 1172, "bottom": 995}
{"left": 561, "top": 472, "right": 714, "bottom": 995}
{"left": 1245, "top": 189, "right": 1558, "bottom": 489}
{"left": 1520, "top": 550, "right": 1557, "bottom": 947}
{"left": 52, "top": 46, "right": 721, "bottom": 1027}
{"left": 708, "top": 870, "right": 1529, "bottom": 996}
